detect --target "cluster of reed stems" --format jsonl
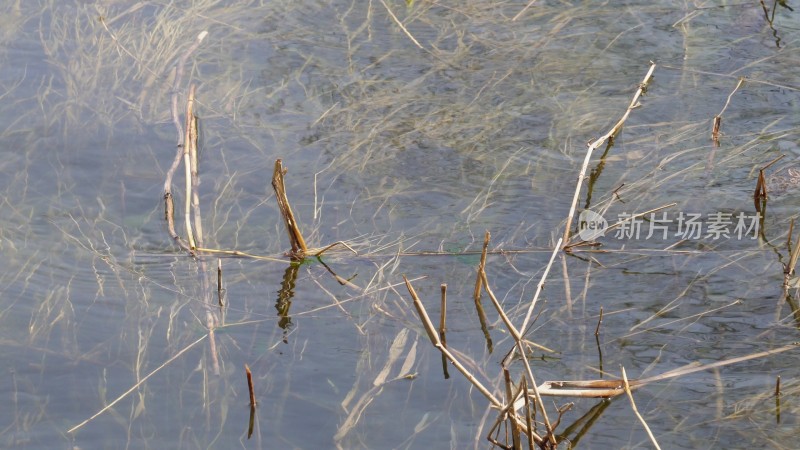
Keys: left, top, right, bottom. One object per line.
{"left": 402, "top": 62, "right": 799, "bottom": 449}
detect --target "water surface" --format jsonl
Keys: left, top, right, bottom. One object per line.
{"left": 1, "top": 1, "right": 800, "bottom": 448}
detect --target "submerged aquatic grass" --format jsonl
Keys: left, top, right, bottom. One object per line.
{"left": 1, "top": 0, "right": 800, "bottom": 448}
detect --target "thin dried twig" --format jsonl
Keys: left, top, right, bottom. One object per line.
{"left": 480, "top": 270, "right": 556, "bottom": 447}
{"left": 512, "top": 0, "right": 538, "bottom": 21}
{"left": 68, "top": 333, "right": 209, "bottom": 434}
{"left": 622, "top": 367, "right": 661, "bottom": 450}
{"left": 474, "top": 231, "right": 490, "bottom": 301}
{"left": 712, "top": 76, "right": 746, "bottom": 142}
{"left": 562, "top": 62, "right": 656, "bottom": 245}
{"left": 402, "top": 276, "right": 508, "bottom": 411}
{"left": 519, "top": 237, "right": 562, "bottom": 335}
{"left": 183, "top": 84, "right": 197, "bottom": 249}
{"left": 379, "top": 0, "right": 423, "bottom": 50}
{"left": 516, "top": 342, "right": 799, "bottom": 402}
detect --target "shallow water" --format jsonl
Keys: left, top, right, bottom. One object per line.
{"left": 1, "top": 1, "right": 800, "bottom": 449}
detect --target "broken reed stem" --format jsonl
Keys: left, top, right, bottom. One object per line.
{"left": 711, "top": 116, "right": 721, "bottom": 144}
{"left": 183, "top": 84, "right": 197, "bottom": 249}
{"left": 440, "top": 283, "right": 449, "bottom": 379}
{"left": 754, "top": 169, "right": 767, "bottom": 210}
{"left": 439, "top": 284, "right": 447, "bottom": 338}
{"left": 712, "top": 77, "right": 746, "bottom": 141}
{"left": 519, "top": 237, "right": 562, "bottom": 336}
{"left": 594, "top": 306, "right": 603, "bottom": 336}
{"left": 272, "top": 159, "right": 308, "bottom": 258}
{"left": 622, "top": 367, "right": 661, "bottom": 450}
{"left": 529, "top": 343, "right": 800, "bottom": 399}
{"left": 776, "top": 373, "right": 782, "bottom": 423}
{"left": 192, "top": 247, "right": 285, "bottom": 262}
{"left": 503, "top": 369, "right": 522, "bottom": 450}
{"left": 480, "top": 270, "right": 556, "bottom": 446}
{"left": 755, "top": 154, "right": 784, "bottom": 212}
{"left": 788, "top": 228, "right": 800, "bottom": 275}
{"left": 245, "top": 364, "right": 256, "bottom": 407}
{"left": 162, "top": 31, "right": 207, "bottom": 253}
{"left": 521, "top": 377, "right": 535, "bottom": 450}
{"left": 311, "top": 240, "right": 358, "bottom": 257}
{"left": 190, "top": 113, "right": 203, "bottom": 248}
{"left": 163, "top": 192, "right": 193, "bottom": 253}
{"left": 217, "top": 258, "right": 223, "bottom": 306}
{"left": 182, "top": 87, "right": 219, "bottom": 375}
{"left": 472, "top": 231, "right": 494, "bottom": 350}
{"left": 402, "top": 276, "right": 506, "bottom": 410}
{"left": 474, "top": 230, "right": 490, "bottom": 301}
{"left": 170, "top": 30, "right": 208, "bottom": 147}
{"left": 562, "top": 62, "right": 656, "bottom": 246}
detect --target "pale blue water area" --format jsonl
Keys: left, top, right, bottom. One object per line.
{"left": 1, "top": 1, "right": 800, "bottom": 449}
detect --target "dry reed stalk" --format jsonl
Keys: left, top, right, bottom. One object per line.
{"left": 245, "top": 364, "right": 256, "bottom": 407}
{"left": 775, "top": 374, "right": 782, "bottom": 423}
{"left": 272, "top": 159, "right": 308, "bottom": 258}
{"left": 474, "top": 231, "right": 490, "bottom": 301}
{"left": 712, "top": 77, "right": 746, "bottom": 142}
{"left": 68, "top": 333, "right": 209, "bottom": 434}
{"left": 163, "top": 31, "right": 207, "bottom": 252}
{"left": 183, "top": 84, "right": 197, "bottom": 249}
{"left": 479, "top": 270, "right": 556, "bottom": 446}
{"left": 754, "top": 154, "right": 784, "bottom": 212}
{"left": 711, "top": 116, "right": 721, "bottom": 144}
{"left": 622, "top": 367, "right": 661, "bottom": 450}
{"left": 379, "top": 0, "right": 423, "bottom": 50}
{"left": 787, "top": 230, "right": 800, "bottom": 275}
{"left": 503, "top": 369, "right": 522, "bottom": 450}
{"left": 316, "top": 257, "right": 362, "bottom": 291}
{"left": 518, "top": 342, "right": 799, "bottom": 402}
{"left": 170, "top": 31, "right": 208, "bottom": 146}
{"left": 402, "top": 276, "right": 511, "bottom": 412}
{"left": 217, "top": 258, "right": 223, "bottom": 306}
{"left": 472, "top": 231, "right": 493, "bottom": 350}
{"left": 519, "top": 237, "right": 562, "bottom": 336}
{"left": 308, "top": 240, "right": 358, "bottom": 257}
{"left": 487, "top": 372, "right": 541, "bottom": 448}
{"left": 561, "top": 62, "right": 656, "bottom": 246}
{"left": 521, "top": 377, "right": 535, "bottom": 450}
{"left": 164, "top": 191, "right": 193, "bottom": 253}
{"left": 192, "top": 247, "right": 285, "bottom": 262}
{"left": 248, "top": 404, "right": 256, "bottom": 439}
{"left": 754, "top": 169, "right": 767, "bottom": 212}
{"left": 440, "top": 283, "right": 449, "bottom": 379}
{"left": 190, "top": 113, "right": 203, "bottom": 247}
{"left": 182, "top": 88, "right": 220, "bottom": 375}
{"left": 594, "top": 306, "right": 603, "bottom": 336}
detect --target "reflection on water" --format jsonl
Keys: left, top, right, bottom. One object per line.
{"left": 276, "top": 262, "right": 299, "bottom": 341}
{"left": 1, "top": 0, "right": 800, "bottom": 448}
